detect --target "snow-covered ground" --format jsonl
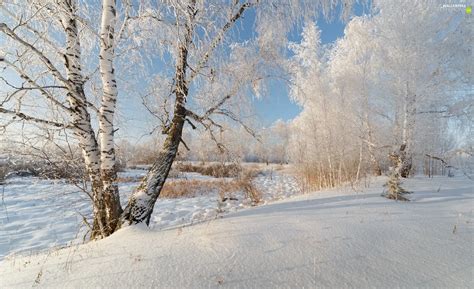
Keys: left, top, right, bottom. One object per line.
{"left": 0, "top": 175, "right": 472, "bottom": 288}
{"left": 0, "top": 169, "right": 300, "bottom": 260}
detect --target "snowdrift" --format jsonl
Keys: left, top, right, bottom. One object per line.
{"left": 1, "top": 176, "right": 472, "bottom": 288}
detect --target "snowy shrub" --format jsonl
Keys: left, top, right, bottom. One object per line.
{"left": 236, "top": 171, "right": 262, "bottom": 205}
{"left": 383, "top": 169, "right": 411, "bottom": 201}
{"left": 383, "top": 153, "right": 412, "bottom": 201}
{"left": 1, "top": 159, "right": 86, "bottom": 180}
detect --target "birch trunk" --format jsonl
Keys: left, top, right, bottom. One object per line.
{"left": 120, "top": 112, "right": 185, "bottom": 225}
{"left": 98, "top": 0, "right": 122, "bottom": 234}
{"left": 364, "top": 110, "right": 382, "bottom": 176}
{"left": 59, "top": 0, "right": 108, "bottom": 238}
{"left": 399, "top": 83, "right": 416, "bottom": 178}
{"left": 361, "top": 66, "right": 381, "bottom": 176}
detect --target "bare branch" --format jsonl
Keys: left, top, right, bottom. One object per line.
{"left": 188, "top": 1, "right": 255, "bottom": 82}
{"left": 0, "top": 107, "right": 68, "bottom": 128}
{"left": 1, "top": 59, "right": 70, "bottom": 111}
{"left": 0, "top": 23, "right": 69, "bottom": 86}
{"left": 215, "top": 108, "right": 258, "bottom": 139}
{"left": 1, "top": 6, "right": 65, "bottom": 58}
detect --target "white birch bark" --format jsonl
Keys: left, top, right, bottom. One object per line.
{"left": 98, "top": 0, "right": 122, "bottom": 231}
{"left": 362, "top": 80, "right": 381, "bottom": 176}
{"left": 59, "top": 0, "right": 107, "bottom": 237}
{"left": 399, "top": 82, "right": 416, "bottom": 178}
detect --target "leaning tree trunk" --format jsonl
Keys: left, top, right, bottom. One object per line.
{"left": 118, "top": 0, "right": 253, "bottom": 228}
{"left": 120, "top": 31, "right": 192, "bottom": 226}
{"left": 120, "top": 111, "right": 186, "bottom": 225}
{"left": 98, "top": 0, "right": 122, "bottom": 233}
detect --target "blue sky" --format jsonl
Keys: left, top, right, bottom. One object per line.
{"left": 117, "top": 2, "right": 372, "bottom": 140}
{"left": 252, "top": 2, "right": 370, "bottom": 126}
{"left": 0, "top": 2, "right": 370, "bottom": 141}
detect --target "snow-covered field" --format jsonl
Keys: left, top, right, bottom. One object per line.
{"left": 0, "top": 168, "right": 300, "bottom": 260}
{"left": 0, "top": 175, "right": 472, "bottom": 288}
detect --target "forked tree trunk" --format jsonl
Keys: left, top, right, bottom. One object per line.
{"left": 60, "top": 0, "right": 113, "bottom": 238}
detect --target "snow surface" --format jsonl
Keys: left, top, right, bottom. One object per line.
{"left": 0, "top": 176, "right": 472, "bottom": 288}
{"left": 0, "top": 178, "right": 90, "bottom": 259}
{"left": 0, "top": 170, "right": 300, "bottom": 260}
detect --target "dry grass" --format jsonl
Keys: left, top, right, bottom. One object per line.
{"left": 160, "top": 179, "right": 226, "bottom": 198}
{"left": 295, "top": 161, "right": 363, "bottom": 193}
{"left": 116, "top": 176, "right": 141, "bottom": 183}
{"left": 169, "top": 162, "right": 263, "bottom": 204}
{"left": 117, "top": 162, "right": 263, "bottom": 204}
{"left": 117, "top": 176, "right": 261, "bottom": 201}
{"left": 174, "top": 162, "right": 242, "bottom": 178}
{"left": 160, "top": 172, "right": 262, "bottom": 204}
{"left": 234, "top": 170, "right": 262, "bottom": 204}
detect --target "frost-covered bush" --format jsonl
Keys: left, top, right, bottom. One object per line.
{"left": 1, "top": 159, "right": 85, "bottom": 180}
{"left": 383, "top": 153, "right": 411, "bottom": 201}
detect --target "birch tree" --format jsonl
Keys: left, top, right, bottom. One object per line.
{"left": 2, "top": 0, "right": 362, "bottom": 234}
{"left": 372, "top": 0, "right": 471, "bottom": 178}
{"left": 287, "top": 1, "right": 470, "bottom": 193}
{"left": 0, "top": 0, "right": 122, "bottom": 238}
{"left": 97, "top": 0, "right": 122, "bottom": 235}
{"left": 120, "top": 0, "right": 268, "bottom": 225}
{"left": 120, "top": 0, "right": 361, "bottom": 225}
{"left": 328, "top": 17, "right": 383, "bottom": 176}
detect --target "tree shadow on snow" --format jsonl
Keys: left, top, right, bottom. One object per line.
{"left": 223, "top": 185, "right": 474, "bottom": 220}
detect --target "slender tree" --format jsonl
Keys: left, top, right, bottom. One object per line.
{"left": 287, "top": 1, "right": 470, "bottom": 193}
{"left": 97, "top": 0, "right": 122, "bottom": 236}
{"left": 0, "top": 0, "right": 122, "bottom": 237}
{"left": 1, "top": 0, "right": 362, "bottom": 233}
{"left": 120, "top": 0, "right": 362, "bottom": 225}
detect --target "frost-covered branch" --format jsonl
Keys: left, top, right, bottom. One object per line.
{"left": 0, "top": 6, "right": 65, "bottom": 59}
{"left": 1, "top": 59, "right": 70, "bottom": 111}
{"left": 188, "top": 1, "right": 256, "bottom": 82}
{"left": 0, "top": 23, "right": 69, "bottom": 86}
{"left": 0, "top": 107, "right": 68, "bottom": 128}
